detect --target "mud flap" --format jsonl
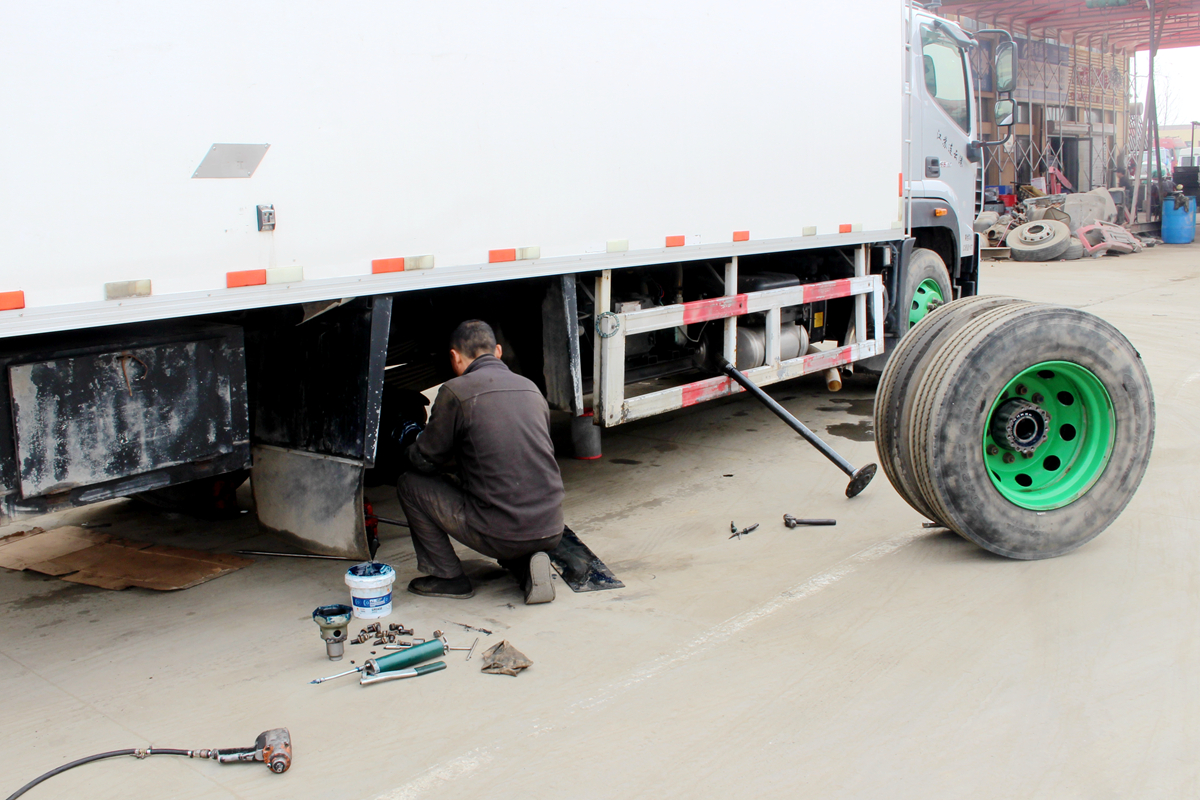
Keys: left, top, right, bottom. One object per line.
{"left": 244, "top": 296, "right": 391, "bottom": 558}
{"left": 251, "top": 445, "right": 369, "bottom": 559}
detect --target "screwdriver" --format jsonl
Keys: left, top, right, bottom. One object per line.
{"left": 310, "top": 638, "right": 447, "bottom": 684}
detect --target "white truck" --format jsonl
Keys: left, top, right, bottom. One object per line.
{"left": 0, "top": 1, "right": 1014, "bottom": 558}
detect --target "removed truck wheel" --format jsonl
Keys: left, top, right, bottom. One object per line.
{"left": 908, "top": 304, "right": 1154, "bottom": 559}
{"left": 874, "top": 295, "right": 1033, "bottom": 524}
{"left": 1006, "top": 220, "right": 1072, "bottom": 262}
{"left": 898, "top": 248, "right": 953, "bottom": 334}
{"left": 1060, "top": 238, "right": 1084, "bottom": 261}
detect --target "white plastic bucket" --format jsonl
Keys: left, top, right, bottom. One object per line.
{"left": 345, "top": 561, "right": 396, "bottom": 619}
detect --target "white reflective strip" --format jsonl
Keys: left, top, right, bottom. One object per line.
{"left": 104, "top": 279, "right": 152, "bottom": 300}
{"left": 517, "top": 246, "right": 540, "bottom": 260}
{"left": 621, "top": 276, "right": 877, "bottom": 335}
{"left": 266, "top": 265, "right": 304, "bottom": 284}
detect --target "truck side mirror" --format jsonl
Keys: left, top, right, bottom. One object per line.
{"left": 995, "top": 99, "right": 1015, "bottom": 127}
{"left": 995, "top": 41, "right": 1017, "bottom": 93}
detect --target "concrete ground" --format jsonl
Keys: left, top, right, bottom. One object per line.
{"left": 1, "top": 240, "right": 1197, "bottom": 799}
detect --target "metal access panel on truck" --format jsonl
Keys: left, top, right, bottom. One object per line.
{"left": 0, "top": 0, "right": 903, "bottom": 334}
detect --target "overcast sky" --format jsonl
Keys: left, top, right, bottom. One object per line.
{"left": 1133, "top": 46, "right": 1200, "bottom": 132}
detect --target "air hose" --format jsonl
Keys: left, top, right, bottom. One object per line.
{"left": 6, "top": 728, "right": 291, "bottom": 799}
{"left": 6, "top": 748, "right": 192, "bottom": 800}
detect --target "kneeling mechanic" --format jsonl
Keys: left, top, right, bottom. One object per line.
{"left": 397, "top": 319, "right": 565, "bottom": 604}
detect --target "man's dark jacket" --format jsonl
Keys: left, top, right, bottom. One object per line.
{"left": 408, "top": 355, "right": 564, "bottom": 541}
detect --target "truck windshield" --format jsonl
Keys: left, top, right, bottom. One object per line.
{"left": 921, "top": 25, "right": 970, "bottom": 133}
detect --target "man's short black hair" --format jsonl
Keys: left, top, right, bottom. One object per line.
{"left": 450, "top": 319, "right": 497, "bottom": 359}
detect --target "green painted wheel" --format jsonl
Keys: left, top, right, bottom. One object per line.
{"left": 908, "top": 278, "right": 945, "bottom": 326}
{"left": 983, "top": 361, "right": 1114, "bottom": 511}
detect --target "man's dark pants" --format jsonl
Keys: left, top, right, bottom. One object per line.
{"left": 397, "top": 473, "right": 561, "bottom": 579}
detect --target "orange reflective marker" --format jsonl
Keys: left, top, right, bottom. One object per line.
{"left": 372, "top": 258, "right": 406, "bottom": 273}
{"left": 227, "top": 270, "right": 267, "bottom": 288}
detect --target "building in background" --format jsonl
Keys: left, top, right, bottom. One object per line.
{"left": 943, "top": 9, "right": 1130, "bottom": 193}
{"left": 941, "top": 0, "right": 1200, "bottom": 199}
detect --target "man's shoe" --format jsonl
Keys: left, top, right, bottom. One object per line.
{"left": 407, "top": 574, "right": 474, "bottom": 599}
{"left": 524, "top": 552, "right": 555, "bottom": 605}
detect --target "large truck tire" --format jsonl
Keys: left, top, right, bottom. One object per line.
{"left": 874, "top": 296, "right": 1033, "bottom": 524}
{"left": 898, "top": 248, "right": 953, "bottom": 334}
{"left": 1006, "top": 220, "right": 1072, "bottom": 262}
{"left": 900, "top": 304, "right": 1154, "bottom": 559}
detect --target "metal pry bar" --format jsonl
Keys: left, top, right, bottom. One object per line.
{"left": 720, "top": 361, "right": 877, "bottom": 497}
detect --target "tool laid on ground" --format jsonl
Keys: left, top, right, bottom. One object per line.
{"left": 720, "top": 361, "right": 877, "bottom": 497}
{"left": 384, "top": 631, "right": 478, "bottom": 658}
{"left": 311, "top": 638, "right": 447, "bottom": 684}
{"left": 359, "top": 661, "right": 447, "bottom": 685}
{"left": 728, "top": 521, "right": 760, "bottom": 539}
{"left": 6, "top": 728, "right": 291, "bottom": 800}
{"left": 237, "top": 550, "right": 358, "bottom": 560}
{"left": 783, "top": 515, "right": 837, "bottom": 528}
{"left": 312, "top": 604, "right": 353, "bottom": 661}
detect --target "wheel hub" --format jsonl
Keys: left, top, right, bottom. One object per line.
{"left": 983, "top": 361, "right": 1115, "bottom": 511}
{"left": 1017, "top": 223, "right": 1054, "bottom": 244}
{"left": 989, "top": 399, "right": 1051, "bottom": 455}
{"left": 909, "top": 278, "right": 946, "bottom": 326}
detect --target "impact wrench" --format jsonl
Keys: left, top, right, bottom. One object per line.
{"left": 720, "top": 361, "right": 877, "bottom": 498}
{"left": 6, "top": 729, "right": 291, "bottom": 800}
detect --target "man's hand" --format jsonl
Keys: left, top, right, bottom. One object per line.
{"left": 405, "top": 440, "right": 439, "bottom": 475}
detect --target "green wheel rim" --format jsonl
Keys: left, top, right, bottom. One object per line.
{"left": 909, "top": 278, "right": 944, "bottom": 326}
{"left": 983, "top": 361, "right": 1115, "bottom": 511}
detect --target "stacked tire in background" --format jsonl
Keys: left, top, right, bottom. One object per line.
{"left": 874, "top": 296, "right": 1155, "bottom": 559}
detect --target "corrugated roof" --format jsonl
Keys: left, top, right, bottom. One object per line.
{"left": 940, "top": 0, "right": 1200, "bottom": 51}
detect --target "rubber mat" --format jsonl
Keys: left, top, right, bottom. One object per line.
{"left": 547, "top": 526, "right": 624, "bottom": 592}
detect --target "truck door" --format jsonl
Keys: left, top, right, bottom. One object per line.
{"left": 914, "top": 21, "right": 977, "bottom": 260}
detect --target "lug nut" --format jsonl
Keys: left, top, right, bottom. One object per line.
{"left": 1031, "top": 392, "right": 1044, "bottom": 403}
{"left": 987, "top": 444, "right": 999, "bottom": 455}
{"left": 1015, "top": 384, "right": 1028, "bottom": 396}
{"left": 1003, "top": 453, "right": 1016, "bottom": 464}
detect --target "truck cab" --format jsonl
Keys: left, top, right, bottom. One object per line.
{"left": 881, "top": 8, "right": 1014, "bottom": 348}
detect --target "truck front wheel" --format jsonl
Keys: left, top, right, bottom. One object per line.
{"left": 899, "top": 248, "right": 952, "bottom": 334}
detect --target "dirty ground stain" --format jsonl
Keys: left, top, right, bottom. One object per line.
{"left": 818, "top": 397, "right": 874, "bottom": 417}
{"left": 825, "top": 420, "right": 874, "bottom": 442}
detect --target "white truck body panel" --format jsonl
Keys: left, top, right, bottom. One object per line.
{"left": 1, "top": 0, "right": 902, "bottom": 335}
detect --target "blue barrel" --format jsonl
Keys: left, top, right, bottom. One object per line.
{"left": 1162, "top": 196, "right": 1196, "bottom": 244}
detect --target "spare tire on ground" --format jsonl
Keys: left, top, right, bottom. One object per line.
{"left": 1007, "top": 220, "right": 1072, "bottom": 261}
{"left": 1060, "top": 238, "right": 1084, "bottom": 260}
{"left": 875, "top": 297, "right": 1155, "bottom": 559}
